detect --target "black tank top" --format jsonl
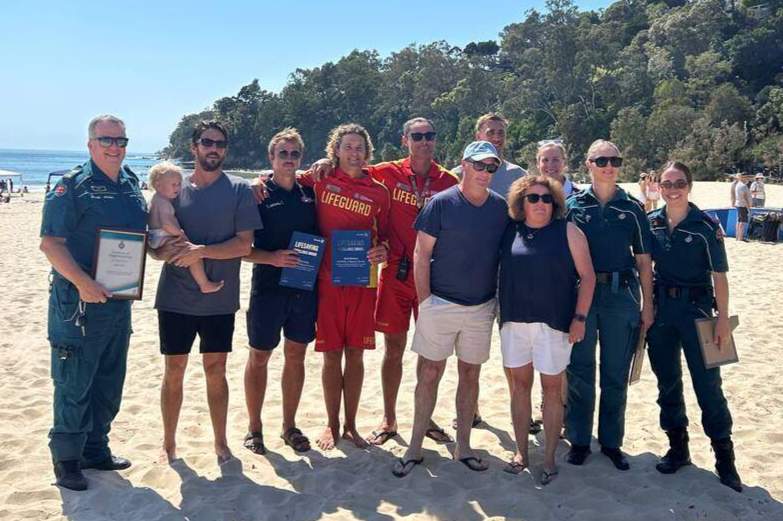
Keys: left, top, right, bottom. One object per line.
{"left": 498, "top": 219, "right": 578, "bottom": 332}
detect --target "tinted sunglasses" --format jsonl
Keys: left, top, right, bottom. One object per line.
{"left": 277, "top": 150, "right": 302, "bottom": 159}
{"left": 524, "top": 193, "right": 554, "bottom": 204}
{"left": 95, "top": 136, "right": 129, "bottom": 148}
{"left": 660, "top": 179, "right": 689, "bottom": 190}
{"left": 409, "top": 131, "right": 436, "bottom": 142}
{"left": 590, "top": 156, "right": 623, "bottom": 168}
{"left": 470, "top": 160, "right": 499, "bottom": 173}
{"left": 198, "top": 138, "right": 228, "bottom": 149}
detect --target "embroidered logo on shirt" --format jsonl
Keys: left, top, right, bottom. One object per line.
{"left": 54, "top": 185, "right": 67, "bottom": 197}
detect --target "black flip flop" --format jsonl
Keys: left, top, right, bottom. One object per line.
{"left": 368, "top": 430, "right": 398, "bottom": 446}
{"left": 243, "top": 431, "right": 267, "bottom": 455}
{"left": 392, "top": 457, "right": 423, "bottom": 478}
{"left": 425, "top": 427, "right": 454, "bottom": 443}
{"left": 458, "top": 456, "right": 488, "bottom": 472}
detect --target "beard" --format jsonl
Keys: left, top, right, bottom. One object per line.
{"left": 198, "top": 153, "right": 224, "bottom": 172}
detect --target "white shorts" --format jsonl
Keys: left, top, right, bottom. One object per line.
{"left": 412, "top": 296, "right": 495, "bottom": 365}
{"left": 500, "top": 321, "right": 572, "bottom": 375}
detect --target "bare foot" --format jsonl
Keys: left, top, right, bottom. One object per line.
{"left": 342, "top": 427, "right": 369, "bottom": 449}
{"left": 199, "top": 280, "right": 224, "bottom": 294}
{"left": 215, "top": 444, "right": 233, "bottom": 464}
{"left": 316, "top": 426, "right": 340, "bottom": 450}
{"left": 158, "top": 444, "right": 177, "bottom": 464}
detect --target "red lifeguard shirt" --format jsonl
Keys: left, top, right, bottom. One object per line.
{"left": 368, "top": 158, "right": 458, "bottom": 265}
{"left": 300, "top": 167, "right": 390, "bottom": 284}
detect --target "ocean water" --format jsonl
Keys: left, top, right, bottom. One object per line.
{"left": 0, "top": 149, "right": 159, "bottom": 191}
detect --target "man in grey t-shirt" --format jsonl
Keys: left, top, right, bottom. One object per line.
{"left": 734, "top": 173, "right": 753, "bottom": 242}
{"left": 452, "top": 113, "right": 527, "bottom": 199}
{"left": 155, "top": 121, "right": 262, "bottom": 462}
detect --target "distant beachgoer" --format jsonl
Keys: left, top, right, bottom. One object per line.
{"left": 148, "top": 161, "right": 224, "bottom": 294}
{"left": 647, "top": 161, "right": 742, "bottom": 492}
{"left": 729, "top": 175, "right": 738, "bottom": 207}
{"left": 750, "top": 174, "right": 765, "bottom": 208}
{"left": 638, "top": 172, "right": 648, "bottom": 207}
{"left": 45, "top": 182, "right": 51, "bottom": 193}
{"left": 40, "top": 114, "right": 146, "bottom": 491}
{"left": 734, "top": 173, "right": 753, "bottom": 242}
{"left": 646, "top": 171, "right": 660, "bottom": 212}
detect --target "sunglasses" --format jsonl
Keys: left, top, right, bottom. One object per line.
{"left": 277, "top": 150, "right": 302, "bottom": 160}
{"left": 589, "top": 156, "right": 623, "bottom": 168}
{"left": 94, "top": 136, "right": 129, "bottom": 148}
{"left": 198, "top": 138, "right": 228, "bottom": 149}
{"left": 409, "top": 131, "right": 436, "bottom": 142}
{"left": 470, "top": 160, "right": 499, "bottom": 173}
{"left": 660, "top": 179, "right": 689, "bottom": 190}
{"left": 524, "top": 193, "right": 554, "bottom": 204}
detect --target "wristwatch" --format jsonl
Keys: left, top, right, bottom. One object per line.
{"left": 573, "top": 313, "right": 587, "bottom": 322}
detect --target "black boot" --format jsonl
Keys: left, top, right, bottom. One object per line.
{"left": 712, "top": 438, "right": 742, "bottom": 492}
{"left": 566, "top": 444, "right": 591, "bottom": 465}
{"left": 54, "top": 460, "right": 88, "bottom": 491}
{"left": 656, "top": 428, "right": 692, "bottom": 474}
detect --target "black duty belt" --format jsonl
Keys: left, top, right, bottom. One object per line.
{"left": 595, "top": 271, "right": 636, "bottom": 285}
{"left": 656, "top": 284, "right": 712, "bottom": 300}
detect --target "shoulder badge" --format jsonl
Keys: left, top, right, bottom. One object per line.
{"left": 62, "top": 165, "right": 83, "bottom": 180}
{"left": 54, "top": 184, "right": 68, "bottom": 197}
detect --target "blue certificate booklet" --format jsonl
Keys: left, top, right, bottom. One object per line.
{"left": 331, "top": 230, "right": 370, "bottom": 286}
{"left": 279, "top": 232, "right": 326, "bottom": 291}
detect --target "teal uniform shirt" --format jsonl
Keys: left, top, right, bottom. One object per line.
{"left": 40, "top": 160, "right": 148, "bottom": 274}
{"left": 648, "top": 203, "right": 728, "bottom": 287}
{"left": 566, "top": 185, "right": 652, "bottom": 272}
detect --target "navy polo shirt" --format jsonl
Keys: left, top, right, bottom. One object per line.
{"left": 251, "top": 177, "right": 318, "bottom": 294}
{"left": 566, "top": 185, "right": 652, "bottom": 273}
{"left": 40, "top": 160, "right": 148, "bottom": 274}
{"left": 648, "top": 203, "right": 729, "bottom": 287}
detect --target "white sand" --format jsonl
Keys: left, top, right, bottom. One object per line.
{"left": 0, "top": 182, "right": 781, "bottom": 521}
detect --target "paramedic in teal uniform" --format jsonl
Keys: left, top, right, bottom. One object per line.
{"left": 564, "top": 139, "right": 654, "bottom": 471}
{"left": 646, "top": 161, "right": 742, "bottom": 492}
{"left": 40, "top": 115, "right": 148, "bottom": 491}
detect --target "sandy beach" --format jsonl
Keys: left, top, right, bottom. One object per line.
{"left": 0, "top": 181, "right": 781, "bottom": 521}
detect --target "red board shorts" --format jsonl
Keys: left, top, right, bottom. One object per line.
{"left": 316, "top": 282, "right": 377, "bottom": 352}
{"left": 374, "top": 264, "right": 418, "bottom": 334}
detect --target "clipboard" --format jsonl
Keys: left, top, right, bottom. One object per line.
{"left": 695, "top": 315, "right": 739, "bottom": 369}
{"left": 628, "top": 329, "right": 646, "bottom": 385}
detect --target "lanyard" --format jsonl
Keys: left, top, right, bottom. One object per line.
{"left": 408, "top": 173, "right": 431, "bottom": 210}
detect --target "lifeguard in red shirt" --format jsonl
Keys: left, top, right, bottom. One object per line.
{"left": 300, "top": 123, "right": 390, "bottom": 450}
{"left": 310, "top": 117, "right": 458, "bottom": 446}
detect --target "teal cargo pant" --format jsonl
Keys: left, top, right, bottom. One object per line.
{"left": 646, "top": 292, "right": 732, "bottom": 440}
{"left": 566, "top": 282, "right": 641, "bottom": 448}
{"left": 47, "top": 275, "right": 131, "bottom": 465}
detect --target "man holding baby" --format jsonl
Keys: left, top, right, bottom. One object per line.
{"left": 153, "top": 120, "right": 261, "bottom": 463}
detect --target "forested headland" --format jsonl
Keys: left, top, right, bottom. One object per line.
{"left": 162, "top": 0, "right": 783, "bottom": 181}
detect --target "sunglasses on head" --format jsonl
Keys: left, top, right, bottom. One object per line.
{"left": 524, "top": 193, "right": 554, "bottom": 204}
{"left": 95, "top": 136, "right": 129, "bottom": 148}
{"left": 470, "top": 160, "right": 499, "bottom": 173}
{"left": 409, "top": 131, "right": 436, "bottom": 142}
{"left": 660, "top": 179, "right": 689, "bottom": 190}
{"left": 277, "top": 150, "right": 301, "bottom": 160}
{"left": 589, "top": 156, "right": 623, "bottom": 168}
{"left": 198, "top": 138, "right": 228, "bottom": 149}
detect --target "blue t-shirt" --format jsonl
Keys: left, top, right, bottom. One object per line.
{"left": 155, "top": 173, "right": 262, "bottom": 316}
{"left": 251, "top": 177, "right": 318, "bottom": 294}
{"left": 414, "top": 185, "right": 509, "bottom": 306}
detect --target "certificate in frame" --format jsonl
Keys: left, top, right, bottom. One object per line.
{"left": 91, "top": 228, "right": 148, "bottom": 300}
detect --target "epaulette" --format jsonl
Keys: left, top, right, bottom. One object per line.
{"left": 626, "top": 193, "right": 645, "bottom": 210}
{"left": 648, "top": 210, "right": 666, "bottom": 228}
{"left": 123, "top": 165, "right": 139, "bottom": 181}
{"left": 62, "top": 165, "right": 83, "bottom": 180}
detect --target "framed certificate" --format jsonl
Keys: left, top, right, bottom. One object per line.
{"left": 91, "top": 228, "right": 148, "bottom": 300}
{"left": 696, "top": 315, "right": 739, "bottom": 369}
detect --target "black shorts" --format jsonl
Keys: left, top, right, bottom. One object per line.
{"left": 737, "top": 207, "right": 749, "bottom": 223}
{"left": 158, "top": 310, "right": 235, "bottom": 355}
{"left": 246, "top": 290, "right": 317, "bottom": 351}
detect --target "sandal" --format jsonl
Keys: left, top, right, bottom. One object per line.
{"left": 540, "top": 467, "right": 559, "bottom": 485}
{"left": 529, "top": 419, "right": 543, "bottom": 435}
{"left": 451, "top": 415, "right": 483, "bottom": 430}
{"left": 367, "top": 430, "right": 397, "bottom": 446}
{"left": 458, "top": 456, "right": 488, "bottom": 472}
{"left": 425, "top": 427, "right": 454, "bottom": 443}
{"left": 503, "top": 460, "right": 528, "bottom": 475}
{"left": 243, "top": 431, "right": 267, "bottom": 455}
{"left": 280, "top": 427, "right": 310, "bottom": 453}
{"left": 392, "top": 457, "right": 423, "bottom": 478}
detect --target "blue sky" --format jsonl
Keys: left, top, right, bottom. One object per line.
{"left": 1, "top": 0, "right": 609, "bottom": 153}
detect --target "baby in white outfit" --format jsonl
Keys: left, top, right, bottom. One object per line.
{"left": 147, "top": 162, "right": 223, "bottom": 294}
